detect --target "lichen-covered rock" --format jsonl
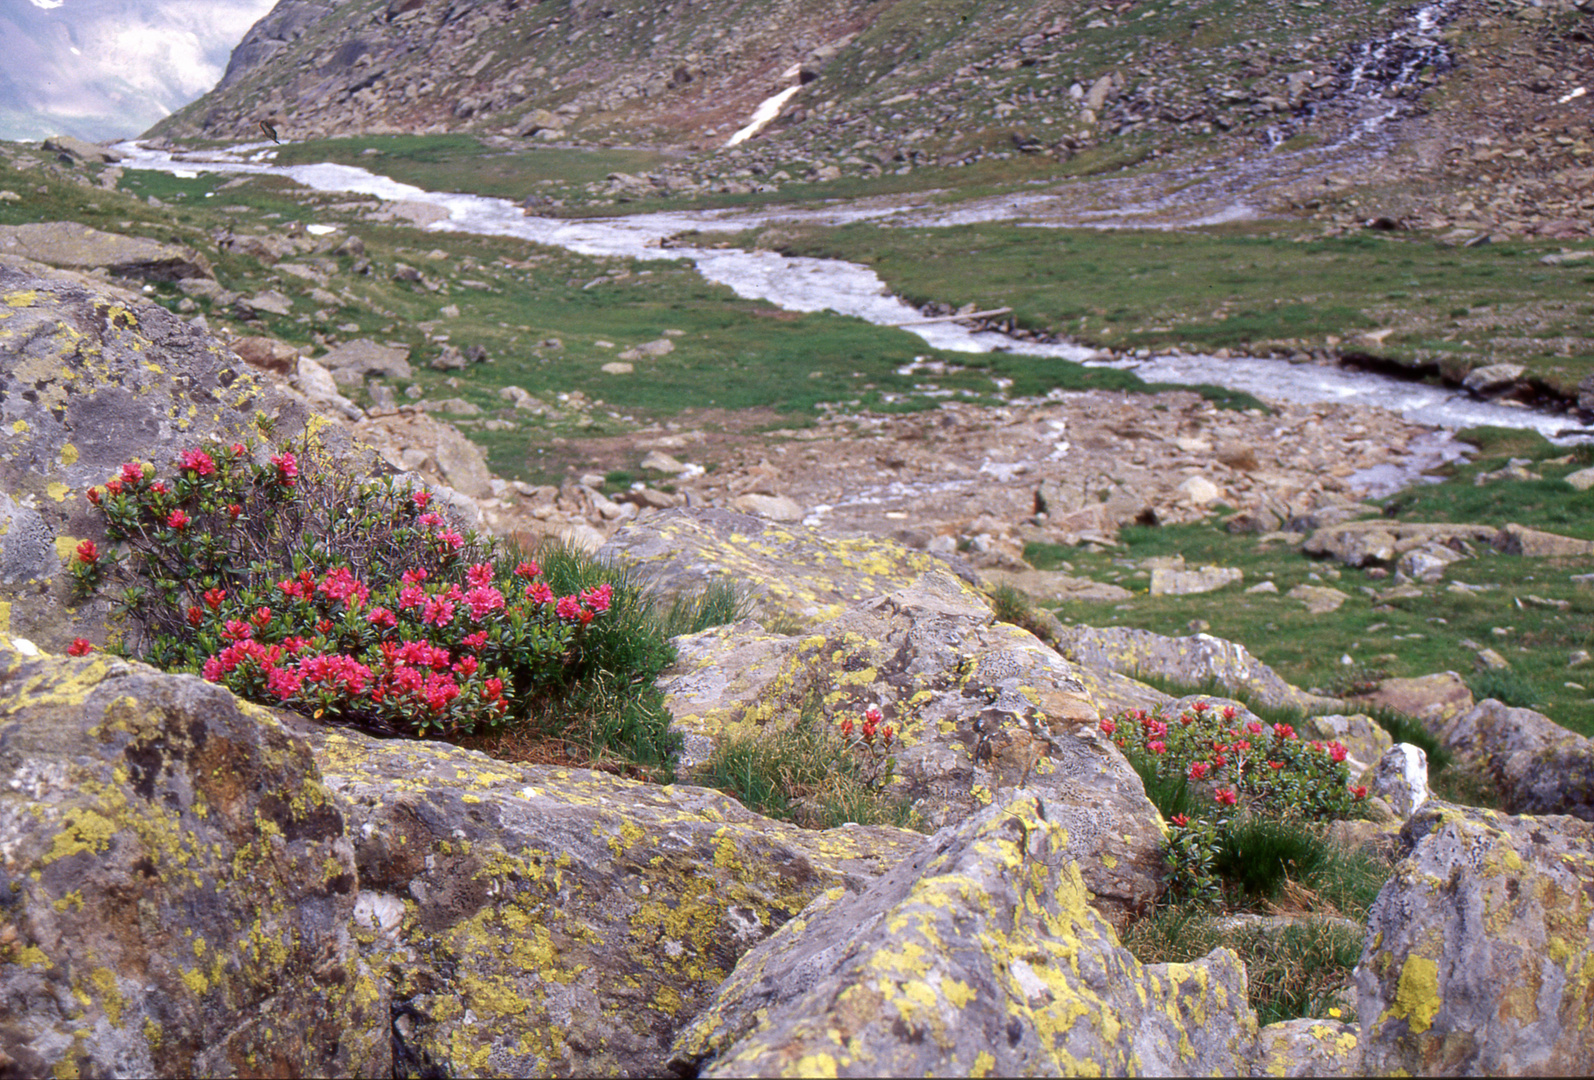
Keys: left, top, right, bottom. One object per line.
{"left": 599, "top": 507, "right": 972, "bottom": 630}
{"left": 672, "top": 794, "right": 1258, "bottom": 1077}
{"left": 0, "top": 267, "right": 329, "bottom": 651}
{"left": 0, "top": 647, "right": 388, "bottom": 1077}
{"left": 1359, "top": 670, "right": 1475, "bottom": 729}
{"left": 1357, "top": 803, "right": 1594, "bottom": 1075}
{"left": 1248, "top": 1018, "right": 1363, "bottom": 1076}
{"left": 0, "top": 223, "right": 211, "bottom": 282}
{"left": 660, "top": 569, "right": 1168, "bottom": 927}
{"left": 1053, "top": 624, "right": 1337, "bottom": 714}
{"left": 1435, "top": 699, "right": 1594, "bottom": 820}
{"left": 299, "top": 723, "right": 924, "bottom": 1078}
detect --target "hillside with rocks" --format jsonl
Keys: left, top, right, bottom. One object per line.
{"left": 150, "top": 0, "right": 1594, "bottom": 231}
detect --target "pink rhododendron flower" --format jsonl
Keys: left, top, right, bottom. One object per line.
{"left": 367, "top": 606, "right": 397, "bottom": 629}
{"left": 465, "top": 585, "right": 505, "bottom": 621}
{"left": 555, "top": 595, "right": 584, "bottom": 621}
{"left": 514, "top": 561, "right": 541, "bottom": 579}
{"left": 270, "top": 451, "right": 298, "bottom": 484}
{"left": 412, "top": 490, "right": 431, "bottom": 509}
{"left": 401, "top": 568, "right": 428, "bottom": 585}
{"left": 178, "top": 448, "right": 216, "bottom": 476}
{"left": 398, "top": 584, "right": 427, "bottom": 611}
{"left": 167, "top": 510, "right": 190, "bottom": 530}
{"left": 76, "top": 539, "right": 99, "bottom": 564}
{"left": 1214, "top": 787, "right": 1238, "bottom": 806}
{"left": 525, "top": 582, "right": 554, "bottom": 604}
{"left": 421, "top": 595, "right": 456, "bottom": 626}
{"left": 1100, "top": 718, "right": 1116, "bottom": 736}
{"left": 1148, "top": 740, "right": 1167, "bottom": 755}
{"left": 1248, "top": 721, "right": 1265, "bottom": 735}
{"left": 1327, "top": 742, "right": 1349, "bottom": 763}
{"left": 1188, "top": 761, "right": 1211, "bottom": 781}
{"left": 120, "top": 462, "right": 145, "bottom": 485}
{"left": 580, "top": 583, "right": 613, "bottom": 614}
{"left": 466, "top": 563, "right": 495, "bottom": 588}
{"left": 1170, "top": 814, "right": 1189, "bottom": 827}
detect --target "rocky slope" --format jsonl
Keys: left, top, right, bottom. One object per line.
{"left": 149, "top": 0, "right": 1594, "bottom": 230}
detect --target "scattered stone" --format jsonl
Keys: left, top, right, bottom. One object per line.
{"left": 1494, "top": 523, "right": 1594, "bottom": 557}
{"left": 601, "top": 361, "right": 634, "bottom": 374}
{"left": 1435, "top": 699, "right": 1594, "bottom": 820}
{"left": 1369, "top": 743, "right": 1430, "bottom": 817}
{"left": 729, "top": 493, "right": 803, "bottom": 521}
{"left": 640, "top": 450, "right": 688, "bottom": 474}
{"left": 1360, "top": 672, "right": 1475, "bottom": 730}
{"left": 1176, "top": 475, "right": 1222, "bottom": 505}
{"left": 1564, "top": 467, "right": 1594, "bottom": 491}
{"left": 618, "top": 338, "right": 676, "bottom": 361}
{"left": 1461, "top": 362, "right": 1527, "bottom": 395}
{"left": 40, "top": 135, "right": 124, "bottom": 164}
{"left": 317, "top": 338, "right": 413, "bottom": 380}
{"left": 1150, "top": 564, "right": 1242, "bottom": 595}
{"left": 240, "top": 289, "right": 293, "bottom": 316}
{"left": 1053, "top": 625, "right": 1336, "bottom": 715}
{"left": 1246, "top": 580, "right": 1280, "bottom": 593}
{"left": 229, "top": 334, "right": 302, "bottom": 375}
{"left": 1288, "top": 583, "right": 1351, "bottom": 614}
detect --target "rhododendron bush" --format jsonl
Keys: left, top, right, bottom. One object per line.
{"left": 71, "top": 437, "right": 677, "bottom": 760}
{"left": 1102, "top": 698, "right": 1368, "bottom": 906}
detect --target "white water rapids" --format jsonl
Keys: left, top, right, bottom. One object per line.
{"left": 115, "top": 140, "right": 1590, "bottom": 451}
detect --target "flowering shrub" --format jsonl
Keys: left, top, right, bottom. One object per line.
{"left": 837, "top": 704, "right": 898, "bottom": 789}
{"left": 1103, "top": 698, "right": 1367, "bottom": 906}
{"left": 72, "top": 437, "right": 678, "bottom": 760}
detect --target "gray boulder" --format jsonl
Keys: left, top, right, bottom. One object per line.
{"left": 299, "top": 722, "right": 922, "bottom": 1078}
{"left": 1053, "top": 624, "right": 1338, "bottom": 714}
{"left": 0, "top": 267, "right": 330, "bottom": 652}
{"left": 317, "top": 337, "right": 413, "bottom": 380}
{"left": 0, "top": 648, "right": 389, "bottom": 1077}
{"left": 1435, "top": 699, "right": 1594, "bottom": 820}
{"left": 660, "top": 569, "right": 1168, "bottom": 928}
{"left": 0, "top": 223, "right": 211, "bottom": 282}
{"left": 41, "top": 135, "right": 124, "bottom": 164}
{"left": 1358, "top": 803, "right": 1594, "bottom": 1074}
{"left": 673, "top": 793, "right": 1258, "bottom": 1077}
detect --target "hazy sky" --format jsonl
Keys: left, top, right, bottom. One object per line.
{"left": 2, "top": 0, "right": 276, "bottom": 142}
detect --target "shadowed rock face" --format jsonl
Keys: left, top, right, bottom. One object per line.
{"left": 0, "top": 648, "right": 389, "bottom": 1078}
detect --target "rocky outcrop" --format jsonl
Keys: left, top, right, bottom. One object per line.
{"left": 658, "top": 566, "right": 1168, "bottom": 927}
{"left": 0, "top": 267, "right": 322, "bottom": 652}
{"left": 600, "top": 507, "right": 968, "bottom": 630}
{"left": 0, "top": 223, "right": 211, "bottom": 282}
{"left": 0, "top": 648, "right": 389, "bottom": 1077}
{"left": 673, "top": 794, "right": 1259, "bottom": 1077}
{"left": 300, "top": 721, "right": 922, "bottom": 1078}
{"left": 1357, "top": 803, "right": 1594, "bottom": 1075}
